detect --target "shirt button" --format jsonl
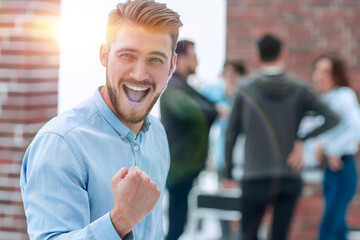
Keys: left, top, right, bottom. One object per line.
{"left": 120, "top": 135, "right": 124, "bottom": 139}
{"left": 134, "top": 146, "right": 139, "bottom": 151}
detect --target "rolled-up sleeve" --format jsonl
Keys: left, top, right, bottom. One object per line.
{"left": 20, "top": 132, "right": 129, "bottom": 240}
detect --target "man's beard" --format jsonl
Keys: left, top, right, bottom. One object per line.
{"left": 106, "top": 77, "right": 160, "bottom": 124}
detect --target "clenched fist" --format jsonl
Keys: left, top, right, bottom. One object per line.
{"left": 110, "top": 166, "right": 161, "bottom": 238}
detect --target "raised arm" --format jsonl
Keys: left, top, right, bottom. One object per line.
{"left": 300, "top": 86, "right": 340, "bottom": 141}
{"left": 21, "top": 133, "right": 122, "bottom": 240}
{"left": 21, "top": 133, "right": 160, "bottom": 240}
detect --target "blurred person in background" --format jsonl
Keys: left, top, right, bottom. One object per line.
{"left": 202, "top": 60, "right": 247, "bottom": 239}
{"left": 20, "top": 1, "right": 182, "bottom": 239}
{"left": 312, "top": 53, "right": 360, "bottom": 240}
{"left": 224, "top": 34, "right": 340, "bottom": 240}
{"left": 160, "top": 40, "right": 218, "bottom": 240}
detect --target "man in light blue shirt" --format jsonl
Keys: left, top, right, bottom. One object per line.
{"left": 20, "top": 1, "right": 182, "bottom": 239}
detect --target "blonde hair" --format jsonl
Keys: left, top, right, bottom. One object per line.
{"left": 106, "top": 0, "right": 183, "bottom": 52}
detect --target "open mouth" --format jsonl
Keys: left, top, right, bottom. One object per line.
{"left": 123, "top": 83, "right": 150, "bottom": 103}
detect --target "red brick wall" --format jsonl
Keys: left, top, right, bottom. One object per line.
{"left": 226, "top": 0, "right": 360, "bottom": 94}
{"left": 0, "top": 1, "right": 60, "bottom": 239}
{"left": 288, "top": 181, "right": 360, "bottom": 240}
{"left": 226, "top": 0, "right": 360, "bottom": 239}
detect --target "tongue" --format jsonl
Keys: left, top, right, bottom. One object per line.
{"left": 125, "top": 88, "right": 146, "bottom": 103}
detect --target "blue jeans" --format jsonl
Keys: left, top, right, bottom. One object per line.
{"left": 319, "top": 155, "right": 358, "bottom": 240}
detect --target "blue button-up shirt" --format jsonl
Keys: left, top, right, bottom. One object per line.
{"left": 20, "top": 88, "right": 170, "bottom": 240}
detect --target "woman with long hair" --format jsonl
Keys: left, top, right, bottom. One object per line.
{"left": 312, "top": 53, "right": 360, "bottom": 240}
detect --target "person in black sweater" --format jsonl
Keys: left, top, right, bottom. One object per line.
{"left": 224, "top": 34, "right": 339, "bottom": 240}
{"left": 160, "top": 40, "right": 218, "bottom": 240}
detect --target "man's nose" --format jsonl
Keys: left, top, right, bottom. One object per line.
{"left": 129, "top": 61, "right": 149, "bottom": 81}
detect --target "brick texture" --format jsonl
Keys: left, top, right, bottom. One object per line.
{"left": 226, "top": 0, "right": 360, "bottom": 239}
{"left": 0, "top": 0, "right": 60, "bottom": 239}
{"left": 226, "top": 0, "right": 360, "bottom": 94}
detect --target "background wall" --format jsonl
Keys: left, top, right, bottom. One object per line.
{"left": 226, "top": 0, "right": 360, "bottom": 239}
{"left": 226, "top": 0, "right": 360, "bottom": 94}
{"left": 0, "top": 0, "right": 60, "bottom": 239}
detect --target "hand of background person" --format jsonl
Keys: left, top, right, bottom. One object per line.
{"left": 221, "top": 179, "right": 240, "bottom": 189}
{"left": 327, "top": 155, "right": 343, "bottom": 172}
{"left": 110, "top": 166, "right": 161, "bottom": 238}
{"left": 215, "top": 103, "right": 231, "bottom": 119}
{"left": 287, "top": 140, "right": 304, "bottom": 172}
{"left": 314, "top": 142, "right": 325, "bottom": 164}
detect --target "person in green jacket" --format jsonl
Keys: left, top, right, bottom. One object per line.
{"left": 160, "top": 40, "right": 218, "bottom": 240}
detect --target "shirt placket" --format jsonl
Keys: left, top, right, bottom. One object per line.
{"left": 124, "top": 132, "right": 142, "bottom": 240}
{"left": 125, "top": 132, "right": 141, "bottom": 167}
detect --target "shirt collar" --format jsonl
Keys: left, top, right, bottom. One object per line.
{"left": 92, "top": 87, "right": 151, "bottom": 139}
{"left": 261, "top": 66, "right": 283, "bottom": 76}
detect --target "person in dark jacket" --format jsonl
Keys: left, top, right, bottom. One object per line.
{"left": 160, "top": 40, "right": 218, "bottom": 240}
{"left": 224, "top": 34, "right": 340, "bottom": 240}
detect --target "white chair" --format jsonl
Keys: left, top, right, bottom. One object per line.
{"left": 187, "top": 186, "right": 242, "bottom": 239}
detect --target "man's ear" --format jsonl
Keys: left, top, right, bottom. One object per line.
{"left": 169, "top": 53, "right": 177, "bottom": 75}
{"left": 99, "top": 44, "right": 109, "bottom": 67}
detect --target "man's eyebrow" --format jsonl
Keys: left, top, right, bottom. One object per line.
{"left": 115, "top": 48, "right": 169, "bottom": 60}
{"left": 115, "top": 48, "right": 138, "bottom": 54}
{"left": 150, "top": 51, "right": 168, "bottom": 60}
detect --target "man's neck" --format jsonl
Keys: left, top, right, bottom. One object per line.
{"left": 225, "top": 84, "right": 236, "bottom": 101}
{"left": 175, "top": 69, "right": 189, "bottom": 81}
{"left": 261, "top": 61, "right": 285, "bottom": 75}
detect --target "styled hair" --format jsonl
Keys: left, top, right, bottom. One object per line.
{"left": 106, "top": 0, "right": 183, "bottom": 51}
{"left": 314, "top": 53, "right": 350, "bottom": 87}
{"left": 224, "top": 60, "right": 247, "bottom": 76}
{"left": 175, "top": 40, "right": 195, "bottom": 56}
{"left": 257, "top": 34, "right": 283, "bottom": 62}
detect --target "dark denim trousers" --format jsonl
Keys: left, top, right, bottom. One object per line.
{"left": 240, "top": 177, "right": 302, "bottom": 240}
{"left": 165, "top": 174, "right": 198, "bottom": 240}
{"left": 319, "top": 155, "right": 358, "bottom": 240}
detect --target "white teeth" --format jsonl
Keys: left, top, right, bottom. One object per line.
{"left": 124, "top": 84, "right": 149, "bottom": 92}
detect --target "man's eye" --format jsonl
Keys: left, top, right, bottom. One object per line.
{"left": 120, "top": 53, "right": 133, "bottom": 59}
{"left": 150, "top": 58, "right": 163, "bottom": 63}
